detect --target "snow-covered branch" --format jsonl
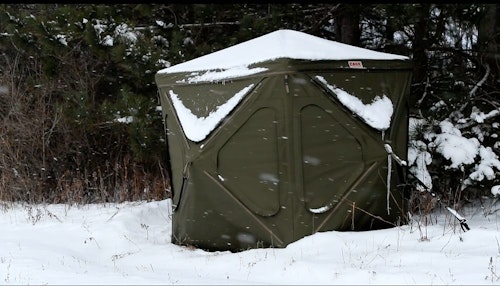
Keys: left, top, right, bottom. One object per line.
{"left": 179, "top": 21, "right": 241, "bottom": 29}
{"left": 456, "top": 107, "right": 500, "bottom": 130}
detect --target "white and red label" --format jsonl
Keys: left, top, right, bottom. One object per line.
{"left": 348, "top": 61, "right": 364, "bottom": 69}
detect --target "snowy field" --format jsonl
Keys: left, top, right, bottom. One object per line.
{"left": 1, "top": 198, "right": 499, "bottom": 285}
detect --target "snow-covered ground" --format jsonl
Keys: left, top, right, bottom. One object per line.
{"left": 1, "top": 29, "right": 498, "bottom": 286}
{"left": 1, "top": 198, "right": 499, "bottom": 285}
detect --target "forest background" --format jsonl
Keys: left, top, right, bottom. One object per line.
{"left": 0, "top": 4, "right": 499, "bottom": 212}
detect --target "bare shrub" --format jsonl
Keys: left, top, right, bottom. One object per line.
{"left": 0, "top": 50, "right": 170, "bottom": 204}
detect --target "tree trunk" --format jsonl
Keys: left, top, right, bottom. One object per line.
{"left": 412, "top": 4, "right": 430, "bottom": 85}
{"left": 477, "top": 4, "right": 499, "bottom": 78}
{"left": 334, "top": 5, "right": 361, "bottom": 46}
{"left": 410, "top": 4, "right": 431, "bottom": 108}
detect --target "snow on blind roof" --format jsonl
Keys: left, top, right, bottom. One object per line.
{"left": 158, "top": 29, "right": 409, "bottom": 74}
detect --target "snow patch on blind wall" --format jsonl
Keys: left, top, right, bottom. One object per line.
{"left": 315, "top": 76, "right": 393, "bottom": 131}
{"left": 169, "top": 84, "right": 255, "bottom": 142}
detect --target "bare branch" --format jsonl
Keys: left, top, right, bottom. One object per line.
{"left": 451, "top": 63, "right": 491, "bottom": 120}
{"left": 417, "top": 76, "right": 431, "bottom": 107}
{"left": 469, "top": 63, "right": 490, "bottom": 98}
